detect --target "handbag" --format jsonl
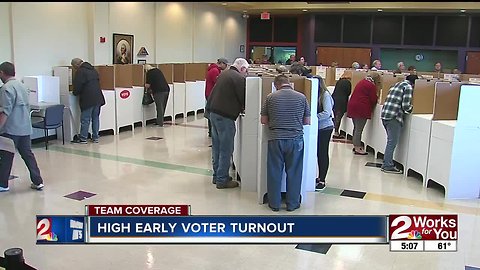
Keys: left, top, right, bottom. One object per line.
{"left": 142, "top": 88, "right": 154, "bottom": 105}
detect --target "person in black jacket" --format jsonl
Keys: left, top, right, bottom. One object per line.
{"left": 206, "top": 58, "right": 249, "bottom": 189}
{"left": 331, "top": 73, "right": 352, "bottom": 139}
{"left": 145, "top": 65, "right": 170, "bottom": 126}
{"left": 71, "top": 58, "right": 106, "bottom": 144}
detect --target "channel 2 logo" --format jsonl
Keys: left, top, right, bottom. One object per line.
{"left": 389, "top": 215, "right": 457, "bottom": 241}
{"left": 36, "top": 218, "right": 58, "bottom": 241}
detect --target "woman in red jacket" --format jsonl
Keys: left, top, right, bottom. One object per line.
{"left": 347, "top": 72, "right": 381, "bottom": 155}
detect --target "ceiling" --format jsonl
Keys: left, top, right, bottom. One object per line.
{"left": 207, "top": 2, "right": 480, "bottom": 15}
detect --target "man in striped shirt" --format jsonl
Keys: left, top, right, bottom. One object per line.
{"left": 261, "top": 75, "right": 311, "bottom": 212}
{"left": 380, "top": 78, "right": 414, "bottom": 174}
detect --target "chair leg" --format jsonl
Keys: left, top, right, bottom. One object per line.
{"left": 62, "top": 121, "right": 65, "bottom": 145}
{"left": 45, "top": 128, "right": 48, "bottom": 150}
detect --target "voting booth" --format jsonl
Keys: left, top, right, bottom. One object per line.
{"left": 24, "top": 75, "right": 61, "bottom": 140}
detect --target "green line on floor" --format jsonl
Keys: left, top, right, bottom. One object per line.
{"left": 49, "top": 146, "right": 213, "bottom": 177}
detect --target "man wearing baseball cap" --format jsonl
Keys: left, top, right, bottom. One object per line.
{"left": 205, "top": 58, "right": 229, "bottom": 137}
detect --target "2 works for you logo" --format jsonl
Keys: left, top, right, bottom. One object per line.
{"left": 389, "top": 215, "right": 457, "bottom": 241}
{"left": 36, "top": 216, "right": 85, "bottom": 244}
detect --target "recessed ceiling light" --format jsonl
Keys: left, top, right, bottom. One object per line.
{"left": 377, "top": 9, "right": 383, "bottom": 12}
{"left": 221, "top": 2, "right": 227, "bottom": 5}
{"left": 460, "top": 9, "right": 466, "bottom": 13}
{"left": 302, "top": 9, "right": 308, "bottom": 12}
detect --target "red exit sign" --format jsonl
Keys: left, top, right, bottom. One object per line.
{"left": 260, "top": 12, "right": 270, "bottom": 20}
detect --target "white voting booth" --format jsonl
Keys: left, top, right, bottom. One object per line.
{"left": 24, "top": 75, "right": 60, "bottom": 140}
{"left": 426, "top": 84, "right": 480, "bottom": 199}
{"left": 234, "top": 76, "right": 318, "bottom": 205}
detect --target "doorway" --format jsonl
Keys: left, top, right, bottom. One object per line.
{"left": 250, "top": 46, "right": 297, "bottom": 64}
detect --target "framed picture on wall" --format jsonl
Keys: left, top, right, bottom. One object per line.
{"left": 113, "top": 33, "right": 134, "bottom": 65}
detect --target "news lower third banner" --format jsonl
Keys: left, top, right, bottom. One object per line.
{"left": 37, "top": 215, "right": 388, "bottom": 244}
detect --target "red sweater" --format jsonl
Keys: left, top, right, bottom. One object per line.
{"left": 347, "top": 79, "right": 378, "bottom": 119}
{"left": 205, "top": 63, "right": 221, "bottom": 99}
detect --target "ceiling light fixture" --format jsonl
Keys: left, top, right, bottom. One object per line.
{"left": 302, "top": 9, "right": 308, "bottom": 12}
{"left": 377, "top": 9, "right": 383, "bottom": 12}
{"left": 221, "top": 2, "right": 227, "bottom": 5}
{"left": 460, "top": 9, "right": 466, "bottom": 13}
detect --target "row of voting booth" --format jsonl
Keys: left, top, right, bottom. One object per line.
{"left": 25, "top": 62, "right": 480, "bottom": 201}
{"left": 329, "top": 69, "right": 480, "bottom": 200}
{"left": 49, "top": 63, "right": 208, "bottom": 142}
{"left": 248, "top": 64, "right": 480, "bottom": 200}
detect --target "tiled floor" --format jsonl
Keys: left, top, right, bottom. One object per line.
{"left": 0, "top": 114, "right": 479, "bottom": 270}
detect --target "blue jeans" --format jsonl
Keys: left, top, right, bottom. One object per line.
{"left": 80, "top": 105, "right": 101, "bottom": 141}
{"left": 267, "top": 138, "right": 304, "bottom": 209}
{"left": 210, "top": 112, "right": 236, "bottom": 184}
{"left": 382, "top": 119, "right": 402, "bottom": 169}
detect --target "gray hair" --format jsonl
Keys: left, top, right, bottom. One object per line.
{"left": 397, "top": 61, "right": 404, "bottom": 68}
{"left": 232, "top": 58, "right": 249, "bottom": 71}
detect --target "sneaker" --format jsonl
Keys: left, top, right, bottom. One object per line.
{"left": 92, "top": 139, "right": 99, "bottom": 143}
{"left": 0, "top": 186, "right": 9, "bottom": 192}
{"left": 71, "top": 138, "right": 87, "bottom": 144}
{"left": 332, "top": 134, "right": 345, "bottom": 139}
{"left": 315, "top": 181, "right": 326, "bottom": 191}
{"left": 31, "top": 183, "right": 44, "bottom": 190}
{"left": 216, "top": 180, "right": 239, "bottom": 189}
{"left": 381, "top": 167, "right": 403, "bottom": 174}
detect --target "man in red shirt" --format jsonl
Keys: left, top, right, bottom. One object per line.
{"left": 205, "top": 58, "right": 228, "bottom": 137}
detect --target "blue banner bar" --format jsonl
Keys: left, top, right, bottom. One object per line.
{"left": 88, "top": 215, "right": 388, "bottom": 243}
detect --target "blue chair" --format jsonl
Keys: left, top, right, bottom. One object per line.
{"left": 32, "top": 104, "right": 65, "bottom": 150}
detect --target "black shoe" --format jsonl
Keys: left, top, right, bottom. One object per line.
{"left": 269, "top": 206, "right": 279, "bottom": 212}
{"left": 212, "top": 176, "right": 232, "bottom": 185}
{"left": 315, "top": 180, "right": 326, "bottom": 191}
{"left": 287, "top": 205, "right": 300, "bottom": 212}
{"left": 71, "top": 138, "right": 87, "bottom": 144}
{"left": 216, "top": 180, "right": 239, "bottom": 189}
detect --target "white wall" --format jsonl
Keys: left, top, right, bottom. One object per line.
{"left": 155, "top": 2, "right": 246, "bottom": 64}
{"left": 92, "top": 2, "right": 110, "bottom": 65}
{"left": 109, "top": 2, "right": 156, "bottom": 64}
{"left": 4, "top": 2, "right": 245, "bottom": 79}
{"left": 0, "top": 3, "right": 12, "bottom": 63}
{"left": 155, "top": 2, "right": 194, "bottom": 63}
{"left": 192, "top": 2, "right": 224, "bottom": 63}
{"left": 11, "top": 2, "right": 90, "bottom": 79}
{"left": 223, "top": 10, "right": 247, "bottom": 62}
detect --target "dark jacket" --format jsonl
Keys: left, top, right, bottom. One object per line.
{"left": 206, "top": 66, "right": 246, "bottom": 121}
{"left": 146, "top": 68, "right": 170, "bottom": 94}
{"left": 332, "top": 78, "right": 352, "bottom": 113}
{"left": 72, "top": 62, "right": 105, "bottom": 111}
{"left": 205, "top": 63, "right": 221, "bottom": 99}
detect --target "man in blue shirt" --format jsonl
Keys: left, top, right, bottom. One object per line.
{"left": 0, "top": 62, "right": 44, "bottom": 192}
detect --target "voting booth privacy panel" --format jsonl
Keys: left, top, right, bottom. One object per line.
{"left": 233, "top": 74, "right": 318, "bottom": 204}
